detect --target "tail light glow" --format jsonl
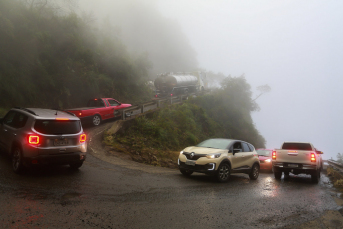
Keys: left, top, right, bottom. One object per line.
{"left": 78, "top": 113, "right": 82, "bottom": 116}
{"left": 28, "top": 135, "right": 40, "bottom": 145}
{"left": 56, "top": 118, "right": 69, "bottom": 120}
{"left": 272, "top": 150, "right": 276, "bottom": 160}
{"left": 311, "top": 152, "right": 316, "bottom": 162}
{"left": 80, "top": 134, "right": 86, "bottom": 143}
{"left": 170, "top": 94, "right": 173, "bottom": 96}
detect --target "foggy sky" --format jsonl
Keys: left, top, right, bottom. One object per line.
{"left": 157, "top": 0, "right": 343, "bottom": 160}
{"left": 81, "top": 0, "right": 343, "bottom": 159}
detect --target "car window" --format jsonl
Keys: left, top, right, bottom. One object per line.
{"left": 108, "top": 99, "right": 120, "bottom": 106}
{"left": 3, "top": 111, "right": 28, "bottom": 129}
{"left": 87, "top": 99, "right": 105, "bottom": 107}
{"left": 34, "top": 120, "right": 81, "bottom": 134}
{"left": 233, "top": 142, "right": 243, "bottom": 152}
{"left": 248, "top": 144, "right": 255, "bottom": 152}
{"left": 3, "top": 111, "right": 16, "bottom": 127}
{"left": 256, "top": 149, "right": 272, "bottom": 156}
{"left": 242, "top": 143, "right": 251, "bottom": 152}
{"left": 282, "top": 143, "right": 312, "bottom": 150}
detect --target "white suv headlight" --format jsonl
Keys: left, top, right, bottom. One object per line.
{"left": 206, "top": 153, "right": 221, "bottom": 159}
{"left": 180, "top": 151, "right": 184, "bottom": 155}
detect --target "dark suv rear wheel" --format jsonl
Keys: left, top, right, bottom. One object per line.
{"left": 216, "top": 163, "right": 230, "bottom": 182}
{"left": 70, "top": 162, "right": 83, "bottom": 170}
{"left": 12, "top": 147, "right": 25, "bottom": 174}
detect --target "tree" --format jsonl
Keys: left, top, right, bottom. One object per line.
{"left": 253, "top": 84, "right": 271, "bottom": 101}
{"left": 337, "top": 153, "right": 343, "bottom": 163}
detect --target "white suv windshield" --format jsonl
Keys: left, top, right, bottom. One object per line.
{"left": 197, "top": 139, "right": 233, "bottom": 150}
{"left": 34, "top": 120, "right": 81, "bottom": 135}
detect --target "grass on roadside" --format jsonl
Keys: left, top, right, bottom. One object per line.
{"left": 327, "top": 166, "right": 343, "bottom": 191}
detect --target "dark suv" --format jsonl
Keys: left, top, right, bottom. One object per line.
{"left": 0, "top": 107, "right": 87, "bottom": 173}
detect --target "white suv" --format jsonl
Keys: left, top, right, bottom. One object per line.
{"left": 178, "top": 138, "right": 260, "bottom": 182}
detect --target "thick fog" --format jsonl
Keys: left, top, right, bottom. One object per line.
{"left": 80, "top": 0, "right": 343, "bottom": 159}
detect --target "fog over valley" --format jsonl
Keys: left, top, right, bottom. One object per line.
{"left": 79, "top": 0, "right": 343, "bottom": 160}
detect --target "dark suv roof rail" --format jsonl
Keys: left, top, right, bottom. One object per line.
{"left": 51, "top": 108, "right": 76, "bottom": 117}
{"left": 13, "top": 107, "right": 38, "bottom": 116}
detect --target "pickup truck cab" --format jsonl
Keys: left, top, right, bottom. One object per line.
{"left": 67, "top": 98, "right": 132, "bottom": 126}
{"left": 272, "top": 142, "right": 323, "bottom": 183}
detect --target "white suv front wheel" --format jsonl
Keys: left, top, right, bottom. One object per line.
{"left": 216, "top": 163, "right": 230, "bottom": 182}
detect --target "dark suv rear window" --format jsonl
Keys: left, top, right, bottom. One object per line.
{"left": 282, "top": 143, "right": 312, "bottom": 151}
{"left": 34, "top": 120, "right": 81, "bottom": 134}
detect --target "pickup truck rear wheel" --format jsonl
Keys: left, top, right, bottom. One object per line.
{"left": 311, "top": 170, "right": 320, "bottom": 183}
{"left": 92, "top": 115, "right": 101, "bottom": 126}
{"left": 274, "top": 171, "right": 282, "bottom": 180}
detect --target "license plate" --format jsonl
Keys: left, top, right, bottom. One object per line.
{"left": 185, "top": 160, "right": 196, "bottom": 166}
{"left": 288, "top": 163, "right": 298, "bottom": 167}
{"left": 54, "top": 139, "right": 69, "bottom": 146}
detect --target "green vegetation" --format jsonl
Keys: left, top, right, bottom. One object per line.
{"left": 327, "top": 167, "right": 343, "bottom": 191}
{"left": 105, "top": 76, "right": 266, "bottom": 168}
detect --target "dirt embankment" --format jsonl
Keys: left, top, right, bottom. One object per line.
{"left": 102, "top": 119, "right": 179, "bottom": 169}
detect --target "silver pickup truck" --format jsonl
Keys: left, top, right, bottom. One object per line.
{"left": 272, "top": 142, "right": 323, "bottom": 183}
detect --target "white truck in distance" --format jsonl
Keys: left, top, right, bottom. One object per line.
{"left": 272, "top": 142, "right": 323, "bottom": 183}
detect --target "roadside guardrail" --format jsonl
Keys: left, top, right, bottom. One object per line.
{"left": 120, "top": 93, "right": 195, "bottom": 120}
{"left": 327, "top": 159, "right": 343, "bottom": 174}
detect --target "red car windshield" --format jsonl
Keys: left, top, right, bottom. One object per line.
{"left": 257, "top": 149, "right": 272, "bottom": 156}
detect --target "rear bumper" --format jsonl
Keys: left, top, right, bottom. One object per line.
{"left": 273, "top": 162, "right": 317, "bottom": 174}
{"left": 23, "top": 152, "right": 86, "bottom": 166}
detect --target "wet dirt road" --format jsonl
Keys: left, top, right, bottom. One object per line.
{"left": 0, "top": 123, "right": 343, "bottom": 228}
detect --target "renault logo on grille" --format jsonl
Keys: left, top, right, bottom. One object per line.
{"left": 190, "top": 152, "right": 195, "bottom": 158}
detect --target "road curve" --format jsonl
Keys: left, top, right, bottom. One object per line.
{"left": 0, "top": 121, "right": 342, "bottom": 228}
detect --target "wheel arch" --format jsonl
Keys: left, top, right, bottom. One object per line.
{"left": 219, "top": 158, "right": 232, "bottom": 170}
{"left": 10, "top": 141, "right": 22, "bottom": 155}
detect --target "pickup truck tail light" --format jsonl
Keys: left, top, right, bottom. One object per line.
{"left": 80, "top": 134, "right": 86, "bottom": 143}
{"left": 28, "top": 135, "right": 40, "bottom": 145}
{"left": 310, "top": 152, "right": 316, "bottom": 162}
{"left": 272, "top": 150, "right": 276, "bottom": 160}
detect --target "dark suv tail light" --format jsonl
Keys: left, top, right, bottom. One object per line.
{"left": 272, "top": 150, "right": 276, "bottom": 160}
{"left": 28, "top": 135, "right": 40, "bottom": 145}
{"left": 310, "top": 152, "right": 316, "bottom": 162}
{"left": 80, "top": 134, "right": 86, "bottom": 143}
